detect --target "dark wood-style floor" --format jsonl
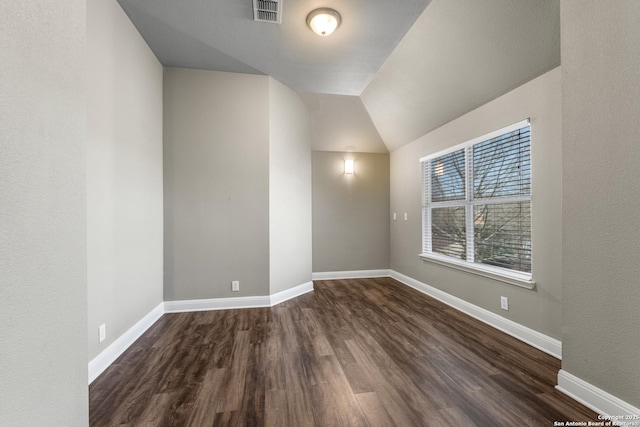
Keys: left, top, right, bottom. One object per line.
{"left": 90, "top": 278, "right": 598, "bottom": 426}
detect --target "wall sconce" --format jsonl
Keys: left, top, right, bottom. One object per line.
{"left": 344, "top": 159, "right": 355, "bottom": 175}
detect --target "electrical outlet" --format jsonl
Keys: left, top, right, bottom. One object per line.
{"left": 98, "top": 323, "right": 106, "bottom": 343}
{"left": 393, "top": 212, "right": 397, "bottom": 221}
{"left": 500, "top": 296, "right": 509, "bottom": 311}
{"left": 404, "top": 212, "right": 408, "bottom": 221}
{"left": 231, "top": 280, "right": 240, "bottom": 292}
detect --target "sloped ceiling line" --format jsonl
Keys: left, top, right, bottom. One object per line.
{"left": 117, "top": 0, "right": 560, "bottom": 153}
{"left": 117, "top": 0, "right": 431, "bottom": 96}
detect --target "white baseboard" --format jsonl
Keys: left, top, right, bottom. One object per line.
{"left": 88, "top": 273, "right": 639, "bottom": 422}
{"left": 312, "top": 269, "right": 391, "bottom": 280}
{"left": 164, "top": 295, "right": 271, "bottom": 313}
{"left": 90, "top": 281, "right": 315, "bottom": 384}
{"left": 389, "top": 270, "right": 563, "bottom": 359}
{"left": 557, "top": 370, "right": 640, "bottom": 421}
{"left": 311, "top": 269, "right": 561, "bottom": 358}
{"left": 88, "top": 302, "right": 164, "bottom": 384}
{"left": 164, "top": 281, "right": 314, "bottom": 313}
{"left": 387, "top": 272, "right": 640, "bottom": 416}
{"left": 270, "top": 281, "right": 314, "bottom": 306}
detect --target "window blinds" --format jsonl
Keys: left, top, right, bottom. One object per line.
{"left": 422, "top": 120, "right": 532, "bottom": 275}
{"left": 473, "top": 127, "right": 531, "bottom": 199}
{"left": 430, "top": 148, "right": 465, "bottom": 203}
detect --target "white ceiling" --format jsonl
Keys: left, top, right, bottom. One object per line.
{"left": 116, "top": 0, "right": 560, "bottom": 153}
{"left": 117, "top": 0, "right": 431, "bottom": 95}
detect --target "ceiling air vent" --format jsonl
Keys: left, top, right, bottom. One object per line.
{"left": 253, "top": 0, "right": 282, "bottom": 24}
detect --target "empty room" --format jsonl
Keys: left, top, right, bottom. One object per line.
{"left": 2, "top": 0, "right": 639, "bottom": 426}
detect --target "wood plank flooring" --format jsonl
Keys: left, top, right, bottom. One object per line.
{"left": 89, "top": 278, "right": 599, "bottom": 426}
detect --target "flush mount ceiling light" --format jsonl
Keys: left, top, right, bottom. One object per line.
{"left": 306, "top": 8, "right": 341, "bottom": 37}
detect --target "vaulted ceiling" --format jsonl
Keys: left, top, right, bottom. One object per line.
{"left": 116, "top": 0, "right": 430, "bottom": 95}
{"left": 117, "top": 0, "right": 560, "bottom": 153}
{"left": 362, "top": 0, "right": 560, "bottom": 152}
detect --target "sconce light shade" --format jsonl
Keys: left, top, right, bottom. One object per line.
{"left": 344, "top": 159, "right": 355, "bottom": 174}
{"left": 306, "top": 8, "right": 341, "bottom": 37}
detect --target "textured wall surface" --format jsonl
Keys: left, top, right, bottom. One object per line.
{"left": 389, "top": 68, "right": 563, "bottom": 339}
{"left": 268, "top": 79, "right": 313, "bottom": 293}
{"left": 0, "top": 1, "right": 88, "bottom": 424}
{"left": 561, "top": 1, "right": 640, "bottom": 407}
{"left": 87, "top": 0, "right": 164, "bottom": 361}
{"left": 298, "top": 93, "right": 388, "bottom": 153}
{"left": 164, "top": 68, "right": 271, "bottom": 299}
{"left": 362, "top": 0, "right": 560, "bottom": 151}
{"left": 312, "top": 152, "right": 390, "bottom": 272}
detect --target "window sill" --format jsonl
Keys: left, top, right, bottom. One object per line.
{"left": 419, "top": 253, "right": 536, "bottom": 290}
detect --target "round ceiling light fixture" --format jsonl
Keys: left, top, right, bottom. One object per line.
{"left": 306, "top": 8, "right": 341, "bottom": 37}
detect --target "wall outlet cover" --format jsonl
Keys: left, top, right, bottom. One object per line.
{"left": 99, "top": 323, "right": 106, "bottom": 342}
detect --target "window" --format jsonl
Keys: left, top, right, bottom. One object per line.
{"left": 420, "top": 120, "right": 533, "bottom": 288}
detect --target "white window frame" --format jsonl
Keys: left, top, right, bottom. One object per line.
{"left": 419, "top": 119, "right": 535, "bottom": 289}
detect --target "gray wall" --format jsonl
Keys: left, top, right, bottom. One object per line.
{"left": 87, "top": 0, "right": 164, "bottom": 361}
{"left": 164, "top": 68, "right": 271, "bottom": 299}
{"left": 312, "top": 152, "right": 390, "bottom": 272}
{"left": 269, "top": 79, "right": 313, "bottom": 293}
{"left": 389, "top": 68, "right": 563, "bottom": 339}
{"left": 361, "top": 0, "right": 560, "bottom": 152}
{"left": 298, "top": 93, "right": 388, "bottom": 153}
{"left": 0, "top": 1, "right": 88, "bottom": 425}
{"left": 561, "top": 2, "right": 640, "bottom": 407}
